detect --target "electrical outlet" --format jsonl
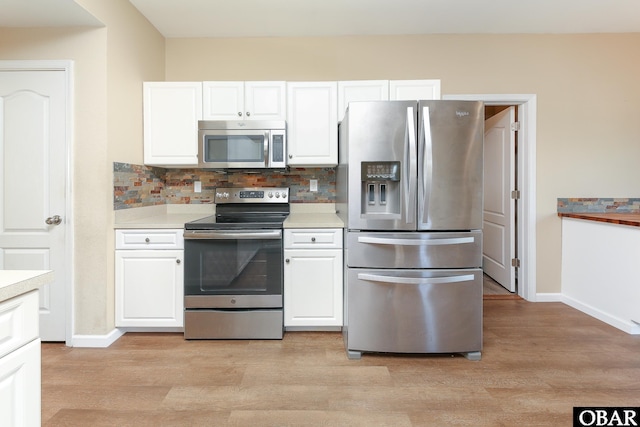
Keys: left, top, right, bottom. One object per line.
{"left": 194, "top": 181, "right": 202, "bottom": 193}
{"left": 310, "top": 179, "right": 318, "bottom": 192}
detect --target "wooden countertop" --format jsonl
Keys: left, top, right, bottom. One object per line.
{"left": 558, "top": 212, "right": 640, "bottom": 227}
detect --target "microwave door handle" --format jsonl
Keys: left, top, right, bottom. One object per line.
{"left": 264, "top": 131, "right": 270, "bottom": 167}
{"left": 358, "top": 273, "right": 475, "bottom": 285}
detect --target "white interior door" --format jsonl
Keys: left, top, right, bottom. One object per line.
{"left": 483, "top": 107, "right": 516, "bottom": 292}
{"left": 0, "top": 69, "right": 68, "bottom": 341}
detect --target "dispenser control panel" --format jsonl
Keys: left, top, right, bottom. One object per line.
{"left": 361, "top": 161, "right": 400, "bottom": 181}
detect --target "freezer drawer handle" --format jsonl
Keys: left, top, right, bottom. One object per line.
{"left": 357, "top": 236, "right": 474, "bottom": 246}
{"left": 358, "top": 273, "right": 474, "bottom": 285}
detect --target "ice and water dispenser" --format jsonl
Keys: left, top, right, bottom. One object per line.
{"left": 360, "top": 161, "right": 401, "bottom": 218}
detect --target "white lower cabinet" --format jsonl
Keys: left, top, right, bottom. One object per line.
{"left": 115, "top": 229, "right": 184, "bottom": 328}
{"left": 284, "top": 229, "right": 343, "bottom": 328}
{"left": 0, "top": 290, "right": 40, "bottom": 427}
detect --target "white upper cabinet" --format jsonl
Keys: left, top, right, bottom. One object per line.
{"left": 143, "top": 82, "right": 202, "bottom": 166}
{"left": 203, "top": 81, "right": 286, "bottom": 121}
{"left": 338, "top": 80, "right": 390, "bottom": 120}
{"left": 389, "top": 79, "right": 441, "bottom": 101}
{"left": 287, "top": 81, "right": 338, "bottom": 167}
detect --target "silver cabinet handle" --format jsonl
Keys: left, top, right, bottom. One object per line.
{"left": 45, "top": 215, "right": 62, "bottom": 225}
{"left": 246, "top": 112, "right": 251, "bottom": 117}
{"left": 285, "top": 259, "right": 290, "bottom": 263}
{"left": 237, "top": 112, "right": 242, "bottom": 117}
{"left": 145, "top": 237, "right": 150, "bottom": 243}
{"left": 311, "top": 237, "right": 316, "bottom": 242}
{"left": 176, "top": 259, "right": 181, "bottom": 264}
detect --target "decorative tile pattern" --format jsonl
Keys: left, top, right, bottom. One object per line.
{"left": 557, "top": 198, "right": 640, "bottom": 213}
{"left": 113, "top": 163, "right": 165, "bottom": 209}
{"left": 114, "top": 162, "right": 336, "bottom": 210}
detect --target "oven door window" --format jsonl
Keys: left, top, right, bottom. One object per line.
{"left": 204, "top": 134, "right": 266, "bottom": 163}
{"left": 184, "top": 238, "right": 282, "bottom": 296}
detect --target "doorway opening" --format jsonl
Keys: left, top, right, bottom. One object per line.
{"left": 444, "top": 94, "right": 537, "bottom": 302}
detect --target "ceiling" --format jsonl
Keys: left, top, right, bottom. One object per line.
{"left": 1, "top": 0, "right": 639, "bottom": 38}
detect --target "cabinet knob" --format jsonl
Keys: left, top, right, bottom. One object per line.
{"left": 246, "top": 112, "right": 251, "bottom": 117}
{"left": 285, "top": 258, "right": 290, "bottom": 263}
{"left": 289, "top": 154, "right": 293, "bottom": 159}
{"left": 145, "top": 238, "right": 150, "bottom": 243}
{"left": 237, "top": 112, "right": 242, "bottom": 117}
{"left": 311, "top": 237, "right": 316, "bottom": 242}
{"left": 176, "top": 259, "right": 181, "bottom": 264}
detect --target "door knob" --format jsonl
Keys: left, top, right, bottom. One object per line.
{"left": 45, "top": 215, "right": 62, "bottom": 225}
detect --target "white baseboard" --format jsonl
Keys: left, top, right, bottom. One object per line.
{"left": 285, "top": 326, "right": 342, "bottom": 332}
{"left": 562, "top": 295, "right": 640, "bottom": 335}
{"left": 71, "top": 328, "right": 125, "bottom": 348}
{"left": 534, "top": 293, "right": 563, "bottom": 302}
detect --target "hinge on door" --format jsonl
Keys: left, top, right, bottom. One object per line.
{"left": 511, "top": 121, "right": 520, "bottom": 132}
{"left": 511, "top": 190, "right": 521, "bottom": 200}
{"left": 511, "top": 258, "right": 521, "bottom": 268}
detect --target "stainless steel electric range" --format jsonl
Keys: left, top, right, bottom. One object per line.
{"left": 183, "top": 187, "right": 290, "bottom": 339}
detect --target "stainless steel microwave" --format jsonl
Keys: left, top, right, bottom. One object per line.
{"left": 198, "top": 120, "right": 286, "bottom": 169}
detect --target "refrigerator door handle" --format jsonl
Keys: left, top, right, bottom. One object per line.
{"left": 420, "top": 106, "right": 433, "bottom": 225}
{"left": 404, "top": 106, "right": 417, "bottom": 224}
{"left": 358, "top": 273, "right": 475, "bottom": 285}
{"left": 357, "top": 236, "right": 475, "bottom": 246}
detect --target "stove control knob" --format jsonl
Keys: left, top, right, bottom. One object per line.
{"left": 268, "top": 192, "right": 273, "bottom": 198}
{"left": 282, "top": 192, "right": 287, "bottom": 199}
{"left": 275, "top": 192, "right": 280, "bottom": 198}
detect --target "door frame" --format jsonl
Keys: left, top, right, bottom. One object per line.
{"left": 0, "top": 60, "right": 75, "bottom": 343}
{"left": 444, "top": 94, "right": 537, "bottom": 301}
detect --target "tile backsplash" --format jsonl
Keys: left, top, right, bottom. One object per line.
{"left": 557, "top": 198, "right": 640, "bottom": 213}
{"left": 114, "top": 162, "right": 336, "bottom": 210}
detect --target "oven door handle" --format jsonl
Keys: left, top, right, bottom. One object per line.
{"left": 184, "top": 230, "right": 282, "bottom": 240}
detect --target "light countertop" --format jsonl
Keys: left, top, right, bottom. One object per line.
{"left": 114, "top": 203, "right": 344, "bottom": 229}
{"left": 114, "top": 205, "right": 214, "bottom": 229}
{"left": 284, "top": 212, "right": 343, "bottom": 228}
{"left": 0, "top": 270, "right": 54, "bottom": 303}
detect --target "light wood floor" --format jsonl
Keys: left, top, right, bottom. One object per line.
{"left": 41, "top": 301, "right": 640, "bottom": 426}
{"left": 482, "top": 274, "right": 520, "bottom": 299}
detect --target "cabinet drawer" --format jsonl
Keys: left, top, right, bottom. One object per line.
{"left": 115, "top": 229, "right": 184, "bottom": 250}
{"left": 284, "top": 228, "right": 342, "bottom": 249}
{"left": 0, "top": 290, "right": 39, "bottom": 359}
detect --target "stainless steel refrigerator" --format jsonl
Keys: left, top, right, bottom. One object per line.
{"left": 337, "top": 100, "right": 484, "bottom": 360}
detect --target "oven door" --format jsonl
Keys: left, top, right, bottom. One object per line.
{"left": 198, "top": 129, "right": 269, "bottom": 168}
{"left": 184, "top": 229, "right": 283, "bottom": 308}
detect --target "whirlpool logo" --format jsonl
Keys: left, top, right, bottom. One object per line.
{"left": 455, "top": 110, "right": 470, "bottom": 118}
{"left": 574, "top": 407, "right": 639, "bottom": 426}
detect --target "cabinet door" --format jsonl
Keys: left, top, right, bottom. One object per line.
{"left": 202, "top": 81, "right": 244, "bottom": 120}
{"left": 284, "top": 248, "right": 343, "bottom": 327}
{"left": 338, "top": 80, "right": 389, "bottom": 120}
{"left": 389, "top": 79, "right": 441, "bottom": 101}
{"left": 115, "top": 250, "right": 184, "bottom": 327}
{"left": 0, "top": 339, "right": 40, "bottom": 427}
{"left": 143, "top": 82, "right": 202, "bottom": 166}
{"left": 286, "top": 82, "right": 338, "bottom": 166}
{"left": 245, "top": 81, "right": 286, "bottom": 120}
